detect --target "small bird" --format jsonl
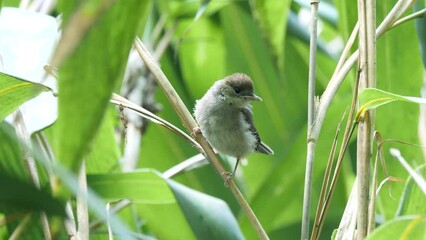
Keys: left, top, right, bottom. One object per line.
{"left": 193, "top": 73, "right": 273, "bottom": 178}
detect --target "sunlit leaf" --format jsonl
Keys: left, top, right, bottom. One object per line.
{"left": 0, "top": 72, "right": 51, "bottom": 121}
{"left": 87, "top": 170, "right": 174, "bottom": 203}
{"left": 53, "top": 1, "right": 150, "bottom": 172}
{"left": 396, "top": 164, "right": 426, "bottom": 216}
{"left": 366, "top": 216, "right": 426, "bottom": 240}
{"left": 357, "top": 88, "right": 426, "bottom": 120}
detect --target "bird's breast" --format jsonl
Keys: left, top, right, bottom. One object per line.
{"left": 195, "top": 103, "right": 257, "bottom": 158}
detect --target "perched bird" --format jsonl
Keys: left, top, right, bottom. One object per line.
{"left": 193, "top": 73, "right": 273, "bottom": 177}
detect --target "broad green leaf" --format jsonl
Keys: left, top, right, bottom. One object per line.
{"left": 0, "top": 72, "right": 51, "bottom": 121}
{"left": 357, "top": 88, "right": 426, "bottom": 120}
{"left": 85, "top": 106, "right": 121, "bottom": 174}
{"left": 135, "top": 203, "right": 196, "bottom": 240}
{"left": 366, "top": 216, "right": 426, "bottom": 240}
{"left": 54, "top": 1, "right": 150, "bottom": 172}
{"left": 0, "top": 122, "right": 28, "bottom": 181}
{"left": 87, "top": 170, "right": 196, "bottom": 239}
{"left": 0, "top": 174, "right": 65, "bottom": 216}
{"left": 167, "top": 179, "right": 245, "bottom": 240}
{"left": 396, "top": 164, "right": 426, "bottom": 216}
{"left": 156, "top": 0, "right": 229, "bottom": 19}
{"left": 177, "top": 17, "right": 226, "bottom": 99}
{"left": 87, "top": 170, "right": 174, "bottom": 203}
{"left": 250, "top": 0, "right": 291, "bottom": 68}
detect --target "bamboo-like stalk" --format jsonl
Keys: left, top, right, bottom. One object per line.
{"left": 302, "top": 0, "right": 320, "bottom": 239}
{"left": 307, "top": 2, "right": 417, "bottom": 239}
{"left": 356, "top": 0, "right": 375, "bottom": 238}
{"left": 309, "top": 0, "right": 416, "bottom": 147}
{"left": 134, "top": 38, "right": 269, "bottom": 240}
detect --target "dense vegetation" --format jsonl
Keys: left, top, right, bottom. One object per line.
{"left": 0, "top": 0, "right": 425, "bottom": 239}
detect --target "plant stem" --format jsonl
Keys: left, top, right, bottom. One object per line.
{"left": 302, "top": 0, "right": 320, "bottom": 239}
{"left": 356, "top": 0, "right": 376, "bottom": 238}
{"left": 134, "top": 38, "right": 269, "bottom": 240}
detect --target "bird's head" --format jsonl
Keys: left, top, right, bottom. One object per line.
{"left": 217, "top": 73, "right": 262, "bottom": 108}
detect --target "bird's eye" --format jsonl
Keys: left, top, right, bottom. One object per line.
{"left": 234, "top": 87, "right": 241, "bottom": 94}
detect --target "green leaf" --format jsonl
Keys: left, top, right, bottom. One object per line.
{"left": 167, "top": 179, "right": 245, "bottom": 240}
{"left": 396, "top": 164, "right": 426, "bottom": 216}
{"left": 87, "top": 170, "right": 174, "bottom": 203}
{"left": 0, "top": 174, "right": 65, "bottom": 216}
{"left": 0, "top": 122, "right": 28, "bottom": 181}
{"left": 0, "top": 122, "right": 64, "bottom": 217}
{"left": 177, "top": 17, "right": 226, "bottom": 98}
{"left": 54, "top": 1, "right": 150, "bottom": 172}
{"left": 0, "top": 72, "right": 51, "bottom": 121}
{"left": 87, "top": 170, "right": 196, "bottom": 239}
{"left": 85, "top": 107, "right": 121, "bottom": 174}
{"left": 366, "top": 216, "right": 426, "bottom": 240}
{"left": 357, "top": 88, "right": 426, "bottom": 120}
{"left": 250, "top": 0, "right": 291, "bottom": 67}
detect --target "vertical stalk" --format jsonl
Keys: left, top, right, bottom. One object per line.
{"left": 302, "top": 0, "right": 319, "bottom": 239}
{"left": 356, "top": 0, "right": 375, "bottom": 239}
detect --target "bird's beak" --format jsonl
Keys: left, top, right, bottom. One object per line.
{"left": 245, "top": 94, "right": 263, "bottom": 101}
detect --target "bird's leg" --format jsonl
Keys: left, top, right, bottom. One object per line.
{"left": 231, "top": 158, "right": 240, "bottom": 177}
{"left": 220, "top": 158, "right": 240, "bottom": 187}
{"left": 222, "top": 158, "right": 240, "bottom": 184}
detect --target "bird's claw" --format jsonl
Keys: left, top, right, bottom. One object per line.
{"left": 191, "top": 127, "right": 201, "bottom": 138}
{"left": 221, "top": 171, "right": 234, "bottom": 187}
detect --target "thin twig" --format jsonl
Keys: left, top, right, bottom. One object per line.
{"left": 368, "top": 132, "right": 381, "bottom": 234}
{"left": 163, "top": 153, "right": 208, "bottom": 178}
{"left": 134, "top": 37, "right": 269, "bottom": 239}
{"left": 110, "top": 94, "right": 203, "bottom": 152}
{"left": 390, "top": 149, "right": 426, "bottom": 195}
{"left": 314, "top": 68, "right": 361, "bottom": 239}
{"left": 331, "top": 21, "right": 359, "bottom": 80}
{"left": 9, "top": 213, "right": 33, "bottom": 240}
{"left": 302, "top": 0, "right": 320, "bottom": 239}
{"left": 392, "top": 8, "right": 426, "bottom": 29}
{"left": 311, "top": 109, "right": 347, "bottom": 240}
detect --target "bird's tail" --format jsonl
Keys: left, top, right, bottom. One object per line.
{"left": 256, "top": 142, "right": 274, "bottom": 155}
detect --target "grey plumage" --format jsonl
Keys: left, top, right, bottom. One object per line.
{"left": 193, "top": 73, "right": 273, "bottom": 176}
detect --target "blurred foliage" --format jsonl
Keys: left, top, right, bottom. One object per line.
{"left": 0, "top": 0, "right": 425, "bottom": 239}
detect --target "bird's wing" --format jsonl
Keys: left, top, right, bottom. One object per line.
{"left": 241, "top": 107, "right": 273, "bottom": 155}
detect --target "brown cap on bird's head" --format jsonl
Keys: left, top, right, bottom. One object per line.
{"left": 224, "top": 73, "right": 262, "bottom": 101}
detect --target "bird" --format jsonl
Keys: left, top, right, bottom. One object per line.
{"left": 193, "top": 73, "right": 273, "bottom": 178}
